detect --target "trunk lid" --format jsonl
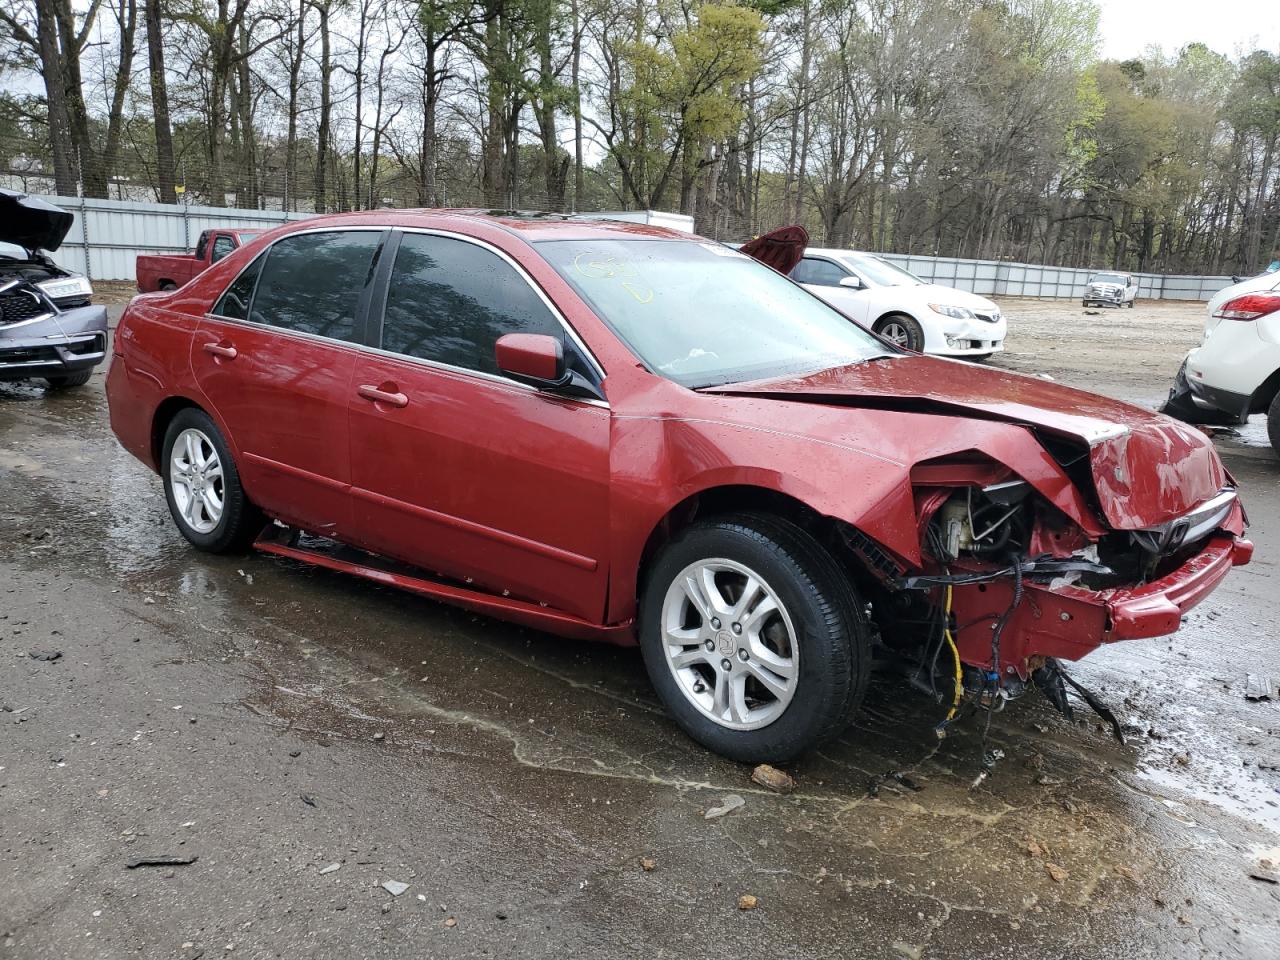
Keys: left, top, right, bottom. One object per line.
{"left": 704, "top": 355, "right": 1226, "bottom": 530}
{"left": 738, "top": 225, "right": 808, "bottom": 275}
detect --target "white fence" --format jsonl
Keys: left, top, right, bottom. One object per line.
{"left": 29, "top": 193, "right": 1237, "bottom": 300}
{"left": 31, "top": 194, "right": 306, "bottom": 283}
{"left": 879, "top": 253, "right": 1233, "bottom": 301}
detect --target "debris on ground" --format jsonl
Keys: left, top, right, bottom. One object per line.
{"left": 318, "top": 863, "right": 341, "bottom": 875}
{"left": 704, "top": 794, "right": 745, "bottom": 819}
{"left": 125, "top": 855, "right": 198, "bottom": 869}
{"left": 28, "top": 650, "right": 62, "bottom": 662}
{"left": 1249, "top": 855, "right": 1278, "bottom": 884}
{"left": 1044, "top": 863, "right": 1069, "bottom": 883}
{"left": 381, "top": 880, "right": 410, "bottom": 896}
{"left": 1025, "top": 840, "right": 1047, "bottom": 859}
{"left": 443, "top": 917, "right": 457, "bottom": 927}
{"left": 737, "top": 894, "right": 758, "bottom": 910}
{"left": 300, "top": 793, "right": 317, "bottom": 807}
{"left": 639, "top": 857, "right": 656, "bottom": 872}
{"left": 372, "top": 732, "right": 385, "bottom": 742}
{"left": 1245, "top": 674, "right": 1277, "bottom": 701}
{"left": 751, "top": 764, "right": 795, "bottom": 794}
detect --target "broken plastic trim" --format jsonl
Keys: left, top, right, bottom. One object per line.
{"left": 1032, "top": 657, "right": 1126, "bottom": 744}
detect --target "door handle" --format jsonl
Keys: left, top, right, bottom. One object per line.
{"left": 357, "top": 383, "right": 408, "bottom": 408}
{"left": 202, "top": 341, "right": 238, "bottom": 360}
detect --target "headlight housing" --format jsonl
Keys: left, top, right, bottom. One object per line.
{"left": 38, "top": 275, "right": 93, "bottom": 301}
{"left": 929, "top": 303, "right": 976, "bottom": 321}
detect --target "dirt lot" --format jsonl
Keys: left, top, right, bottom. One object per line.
{"left": 1, "top": 298, "right": 1278, "bottom": 959}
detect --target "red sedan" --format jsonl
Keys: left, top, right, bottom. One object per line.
{"left": 107, "top": 211, "right": 1250, "bottom": 762}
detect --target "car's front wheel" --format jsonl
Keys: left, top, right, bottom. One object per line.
{"left": 161, "top": 408, "right": 263, "bottom": 553}
{"left": 874, "top": 313, "right": 924, "bottom": 352}
{"left": 639, "top": 514, "right": 869, "bottom": 763}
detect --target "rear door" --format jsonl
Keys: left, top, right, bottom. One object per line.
{"left": 347, "top": 230, "right": 611, "bottom": 621}
{"left": 191, "top": 228, "right": 386, "bottom": 536}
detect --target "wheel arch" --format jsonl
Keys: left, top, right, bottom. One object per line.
{"left": 150, "top": 395, "right": 241, "bottom": 473}
{"left": 632, "top": 484, "right": 889, "bottom": 622}
{"left": 1248, "top": 366, "right": 1280, "bottom": 415}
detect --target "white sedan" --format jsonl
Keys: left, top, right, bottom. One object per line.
{"left": 790, "top": 249, "right": 1006, "bottom": 358}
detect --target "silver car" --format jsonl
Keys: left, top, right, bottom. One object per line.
{"left": 1083, "top": 271, "right": 1138, "bottom": 308}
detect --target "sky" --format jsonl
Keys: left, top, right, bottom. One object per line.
{"left": 1097, "top": 0, "right": 1280, "bottom": 60}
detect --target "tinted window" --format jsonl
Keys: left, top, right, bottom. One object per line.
{"left": 212, "top": 254, "right": 264, "bottom": 320}
{"left": 195, "top": 232, "right": 209, "bottom": 260}
{"left": 381, "top": 233, "right": 562, "bottom": 376}
{"left": 249, "top": 231, "right": 382, "bottom": 342}
{"left": 211, "top": 235, "right": 236, "bottom": 262}
{"left": 792, "top": 257, "right": 847, "bottom": 287}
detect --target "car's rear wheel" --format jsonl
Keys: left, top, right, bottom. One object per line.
{"left": 1267, "top": 392, "right": 1280, "bottom": 457}
{"left": 874, "top": 313, "right": 924, "bottom": 352}
{"left": 159, "top": 281, "right": 178, "bottom": 291}
{"left": 45, "top": 371, "right": 92, "bottom": 389}
{"left": 639, "top": 513, "right": 869, "bottom": 763}
{"left": 162, "top": 408, "right": 263, "bottom": 553}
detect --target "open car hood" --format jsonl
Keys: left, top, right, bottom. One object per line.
{"left": 738, "top": 225, "right": 808, "bottom": 275}
{"left": 0, "top": 189, "right": 75, "bottom": 254}
{"left": 704, "top": 355, "right": 1227, "bottom": 530}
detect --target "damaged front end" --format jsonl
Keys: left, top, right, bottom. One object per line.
{"left": 877, "top": 449, "right": 1250, "bottom": 738}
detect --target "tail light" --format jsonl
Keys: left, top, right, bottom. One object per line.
{"left": 1213, "top": 292, "right": 1280, "bottom": 321}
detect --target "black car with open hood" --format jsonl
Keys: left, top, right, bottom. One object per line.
{"left": 1, "top": 190, "right": 107, "bottom": 389}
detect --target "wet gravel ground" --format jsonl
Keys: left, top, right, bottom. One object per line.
{"left": 2, "top": 299, "right": 1278, "bottom": 959}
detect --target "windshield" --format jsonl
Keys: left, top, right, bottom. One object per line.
{"left": 537, "top": 238, "right": 895, "bottom": 388}
{"left": 1093, "top": 273, "right": 1126, "bottom": 284}
{"left": 840, "top": 254, "right": 923, "bottom": 288}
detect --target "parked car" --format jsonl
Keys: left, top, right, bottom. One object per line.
{"left": 1, "top": 190, "right": 108, "bottom": 389}
{"left": 1083, "top": 271, "right": 1137, "bottom": 308}
{"left": 789, "top": 248, "right": 1006, "bottom": 358}
{"left": 0, "top": 189, "right": 94, "bottom": 308}
{"left": 1162, "top": 272, "right": 1280, "bottom": 453}
{"left": 136, "top": 228, "right": 261, "bottom": 292}
{"left": 106, "top": 212, "right": 1250, "bottom": 762}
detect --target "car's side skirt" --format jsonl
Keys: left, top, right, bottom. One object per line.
{"left": 253, "top": 524, "right": 636, "bottom": 646}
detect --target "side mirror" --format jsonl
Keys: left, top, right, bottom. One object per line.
{"left": 838, "top": 276, "right": 864, "bottom": 289}
{"left": 495, "top": 333, "right": 569, "bottom": 389}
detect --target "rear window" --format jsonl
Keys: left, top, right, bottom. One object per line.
{"left": 247, "top": 230, "right": 383, "bottom": 342}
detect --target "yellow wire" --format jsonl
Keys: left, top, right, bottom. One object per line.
{"left": 942, "top": 584, "right": 963, "bottom": 723}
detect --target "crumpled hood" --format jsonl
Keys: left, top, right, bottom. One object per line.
{"left": 0, "top": 189, "right": 74, "bottom": 254}
{"left": 704, "top": 355, "right": 1227, "bottom": 530}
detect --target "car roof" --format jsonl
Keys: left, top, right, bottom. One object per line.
{"left": 267, "top": 208, "right": 702, "bottom": 243}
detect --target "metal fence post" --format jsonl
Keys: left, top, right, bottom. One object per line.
{"left": 79, "top": 194, "right": 92, "bottom": 282}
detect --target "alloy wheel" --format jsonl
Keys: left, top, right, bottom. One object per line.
{"left": 169, "top": 427, "right": 225, "bottom": 535}
{"left": 659, "top": 558, "right": 799, "bottom": 731}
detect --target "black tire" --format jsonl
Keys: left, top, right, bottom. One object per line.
{"left": 159, "top": 281, "right": 178, "bottom": 291}
{"left": 968, "top": 353, "right": 992, "bottom": 363}
{"left": 44, "top": 370, "right": 92, "bottom": 389}
{"left": 161, "top": 407, "right": 263, "bottom": 553}
{"left": 1268, "top": 392, "right": 1280, "bottom": 458}
{"left": 639, "top": 513, "right": 870, "bottom": 763}
{"left": 874, "top": 313, "right": 925, "bottom": 352}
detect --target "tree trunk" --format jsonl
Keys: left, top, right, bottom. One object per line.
{"left": 145, "top": 0, "right": 176, "bottom": 202}
{"left": 314, "top": 0, "right": 332, "bottom": 213}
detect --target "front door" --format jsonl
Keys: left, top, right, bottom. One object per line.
{"left": 190, "top": 228, "right": 385, "bottom": 535}
{"left": 347, "top": 231, "right": 611, "bottom": 622}
{"left": 793, "top": 256, "right": 872, "bottom": 326}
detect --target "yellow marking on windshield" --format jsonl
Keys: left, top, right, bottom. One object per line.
{"left": 572, "top": 252, "right": 654, "bottom": 304}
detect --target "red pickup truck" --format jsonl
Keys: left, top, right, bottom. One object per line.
{"left": 136, "top": 228, "right": 261, "bottom": 292}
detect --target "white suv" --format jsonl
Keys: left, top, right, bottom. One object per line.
{"left": 1163, "top": 273, "right": 1280, "bottom": 453}
{"left": 790, "top": 249, "right": 1006, "bottom": 358}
